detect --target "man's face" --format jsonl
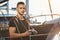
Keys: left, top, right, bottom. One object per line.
{"left": 16, "top": 4, "right": 25, "bottom": 15}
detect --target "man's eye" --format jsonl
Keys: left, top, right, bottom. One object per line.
{"left": 23, "top": 8, "right": 25, "bottom": 9}
{"left": 20, "top": 7, "right": 25, "bottom": 9}
{"left": 20, "top": 8, "right": 22, "bottom": 9}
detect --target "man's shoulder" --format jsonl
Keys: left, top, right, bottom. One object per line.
{"left": 10, "top": 16, "right": 16, "bottom": 21}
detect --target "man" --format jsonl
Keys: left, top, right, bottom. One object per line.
{"left": 9, "top": 2, "right": 31, "bottom": 40}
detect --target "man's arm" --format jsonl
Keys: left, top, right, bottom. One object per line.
{"left": 9, "top": 27, "right": 31, "bottom": 38}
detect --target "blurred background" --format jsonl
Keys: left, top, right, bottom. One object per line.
{"left": 0, "top": 0, "right": 60, "bottom": 24}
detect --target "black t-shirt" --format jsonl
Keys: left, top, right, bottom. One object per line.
{"left": 9, "top": 17, "right": 29, "bottom": 40}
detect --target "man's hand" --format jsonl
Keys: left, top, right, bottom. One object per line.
{"left": 23, "top": 31, "right": 32, "bottom": 36}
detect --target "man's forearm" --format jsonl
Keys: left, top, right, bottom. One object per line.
{"left": 10, "top": 33, "right": 26, "bottom": 38}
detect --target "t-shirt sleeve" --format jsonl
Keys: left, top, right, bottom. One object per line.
{"left": 9, "top": 19, "right": 16, "bottom": 27}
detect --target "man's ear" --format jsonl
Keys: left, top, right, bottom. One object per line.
{"left": 25, "top": 8, "right": 26, "bottom": 12}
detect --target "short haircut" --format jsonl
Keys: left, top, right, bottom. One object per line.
{"left": 17, "top": 2, "right": 25, "bottom": 7}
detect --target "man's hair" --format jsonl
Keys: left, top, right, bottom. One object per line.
{"left": 17, "top": 2, "right": 25, "bottom": 7}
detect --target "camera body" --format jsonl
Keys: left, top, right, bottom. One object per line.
{"left": 28, "top": 28, "right": 38, "bottom": 35}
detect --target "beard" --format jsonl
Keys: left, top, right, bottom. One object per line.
{"left": 18, "top": 12, "right": 24, "bottom": 16}
{"left": 17, "top": 11, "right": 24, "bottom": 16}
{"left": 17, "top": 9, "right": 25, "bottom": 14}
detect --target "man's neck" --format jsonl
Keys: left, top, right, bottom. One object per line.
{"left": 16, "top": 13, "right": 24, "bottom": 20}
